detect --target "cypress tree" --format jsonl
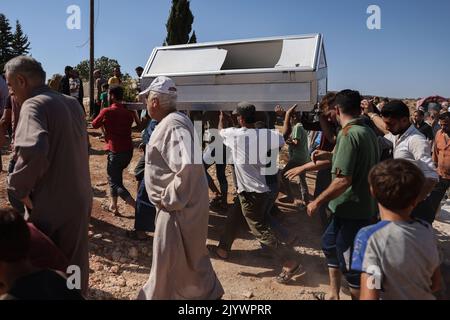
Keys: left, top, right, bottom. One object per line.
{"left": 164, "top": 0, "right": 196, "bottom": 45}
{"left": 188, "top": 30, "right": 197, "bottom": 44}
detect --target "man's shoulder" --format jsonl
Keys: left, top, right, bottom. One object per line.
{"left": 220, "top": 126, "right": 240, "bottom": 135}
{"left": 434, "top": 129, "right": 445, "bottom": 139}
{"left": 408, "top": 127, "right": 429, "bottom": 144}
{"left": 341, "top": 122, "right": 377, "bottom": 143}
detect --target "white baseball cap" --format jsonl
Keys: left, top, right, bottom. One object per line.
{"left": 138, "top": 76, "right": 177, "bottom": 101}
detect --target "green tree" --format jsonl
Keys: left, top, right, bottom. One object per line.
{"left": 164, "top": 0, "right": 196, "bottom": 45}
{"left": 188, "top": 30, "right": 197, "bottom": 44}
{"left": 75, "top": 56, "right": 120, "bottom": 81}
{"left": 11, "top": 20, "right": 31, "bottom": 56}
{"left": 0, "top": 14, "right": 14, "bottom": 70}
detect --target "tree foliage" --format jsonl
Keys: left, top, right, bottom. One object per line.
{"left": 0, "top": 14, "right": 31, "bottom": 70}
{"left": 11, "top": 20, "right": 31, "bottom": 57}
{"left": 75, "top": 56, "right": 120, "bottom": 81}
{"left": 0, "top": 14, "right": 14, "bottom": 70}
{"left": 164, "top": 0, "right": 197, "bottom": 45}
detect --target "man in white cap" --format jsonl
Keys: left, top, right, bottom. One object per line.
{"left": 137, "top": 76, "right": 224, "bottom": 300}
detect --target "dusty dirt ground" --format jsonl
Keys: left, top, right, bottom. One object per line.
{"left": 1, "top": 122, "right": 449, "bottom": 300}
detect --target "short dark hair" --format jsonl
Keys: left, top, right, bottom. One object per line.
{"left": 108, "top": 85, "right": 124, "bottom": 100}
{"left": 65, "top": 66, "right": 73, "bottom": 73}
{"left": 333, "top": 89, "right": 362, "bottom": 116}
{"left": 381, "top": 100, "right": 410, "bottom": 119}
{"left": 135, "top": 66, "right": 144, "bottom": 72}
{"left": 369, "top": 159, "right": 424, "bottom": 211}
{"left": 0, "top": 208, "right": 31, "bottom": 263}
{"left": 382, "top": 98, "right": 390, "bottom": 104}
{"left": 319, "top": 92, "right": 337, "bottom": 111}
{"left": 439, "top": 112, "right": 450, "bottom": 121}
{"left": 414, "top": 109, "right": 425, "bottom": 117}
{"left": 101, "top": 83, "right": 109, "bottom": 91}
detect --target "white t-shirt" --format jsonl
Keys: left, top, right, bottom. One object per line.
{"left": 385, "top": 125, "right": 438, "bottom": 181}
{"left": 220, "top": 127, "right": 285, "bottom": 194}
{"left": 69, "top": 78, "right": 80, "bottom": 99}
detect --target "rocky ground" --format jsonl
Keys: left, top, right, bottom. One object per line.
{"left": 1, "top": 121, "right": 449, "bottom": 300}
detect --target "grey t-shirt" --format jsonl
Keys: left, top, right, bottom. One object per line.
{"left": 352, "top": 219, "right": 440, "bottom": 300}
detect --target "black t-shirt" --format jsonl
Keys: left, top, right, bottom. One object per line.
{"left": 1, "top": 270, "right": 84, "bottom": 300}
{"left": 414, "top": 121, "right": 434, "bottom": 141}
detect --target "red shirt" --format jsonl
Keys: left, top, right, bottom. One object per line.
{"left": 28, "top": 223, "right": 69, "bottom": 272}
{"left": 92, "top": 103, "right": 134, "bottom": 153}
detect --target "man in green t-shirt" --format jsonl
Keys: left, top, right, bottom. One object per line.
{"left": 279, "top": 105, "right": 311, "bottom": 205}
{"left": 306, "top": 90, "right": 380, "bottom": 300}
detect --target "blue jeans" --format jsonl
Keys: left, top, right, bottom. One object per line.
{"left": 107, "top": 150, "right": 133, "bottom": 200}
{"left": 134, "top": 179, "right": 156, "bottom": 232}
{"left": 321, "top": 215, "right": 371, "bottom": 289}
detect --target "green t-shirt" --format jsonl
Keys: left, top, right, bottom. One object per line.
{"left": 288, "top": 123, "right": 311, "bottom": 165}
{"left": 329, "top": 118, "right": 380, "bottom": 219}
{"left": 100, "top": 92, "right": 109, "bottom": 109}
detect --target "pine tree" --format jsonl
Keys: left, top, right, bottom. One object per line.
{"left": 11, "top": 20, "right": 31, "bottom": 56}
{"left": 188, "top": 30, "right": 197, "bottom": 44}
{"left": 164, "top": 0, "right": 195, "bottom": 45}
{"left": 0, "top": 14, "right": 14, "bottom": 69}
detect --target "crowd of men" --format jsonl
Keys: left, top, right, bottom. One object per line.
{"left": 0, "top": 55, "right": 449, "bottom": 300}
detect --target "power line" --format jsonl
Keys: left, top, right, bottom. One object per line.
{"left": 76, "top": 0, "right": 100, "bottom": 48}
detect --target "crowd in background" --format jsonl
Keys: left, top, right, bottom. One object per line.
{"left": 0, "top": 55, "right": 449, "bottom": 300}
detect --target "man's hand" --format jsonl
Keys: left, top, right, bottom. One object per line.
{"left": 306, "top": 200, "right": 320, "bottom": 217}
{"left": 286, "top": 104, "right": 298, "bottom": 117}
{"left": 311, "top": 150, "right": 332, "bottom": 164}
{"left": 22, "top": 196, "right": 33, "bottom": 210}
{"left": 361, "top": 99, "right": 374, "bottom": 115}
{"left": 284, "top": 166, "right": 304, "bottom": 181}
{"left": 275, "top": 105, "right": 285, "bottom": 117}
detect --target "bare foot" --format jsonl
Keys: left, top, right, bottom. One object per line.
{"left": 102, "top": 203, "right": 119, "bottom": 215}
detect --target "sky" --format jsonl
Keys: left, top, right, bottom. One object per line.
{"left": 1, "top": 0, "right": 450, "bottom": 98}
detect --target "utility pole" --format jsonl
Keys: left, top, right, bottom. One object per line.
{"left": 89, "top": 0, "right": 95, "bottom": 118}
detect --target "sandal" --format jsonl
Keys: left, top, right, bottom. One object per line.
{"left": 276, "top": 264, "right": 305, "bottom": 284}
{"left": 207, "top": 244, "right": 229, "bottom": 261}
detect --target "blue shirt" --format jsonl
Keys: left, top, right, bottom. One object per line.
{"left": 142, "top": 119, "right": 158, "bottom": 145}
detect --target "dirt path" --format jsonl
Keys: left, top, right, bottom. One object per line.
{"left": 1, "top": 124, "right": 449, "bottom": 300}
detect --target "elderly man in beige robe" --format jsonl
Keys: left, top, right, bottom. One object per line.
{"left": 4, "top": 56, "right": 92, "bottom": 295}
{"left": 137, "top": 76, "right": 223, "bottom": 300}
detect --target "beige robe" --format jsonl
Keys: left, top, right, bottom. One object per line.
{"left": 138, "top": 111, "right": 223, "bottom": 300}
{"left": 8, "top": 86, "right": 92, "bottom": 295}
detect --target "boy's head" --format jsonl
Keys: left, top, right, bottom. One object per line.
{"left": 108, "top": 85, "right": 124, "bottom": 105}
{"left": 101, "top": 83, "right": 109, "bottom": 92}
{"left": 369, "top": 159, "right": 424, "bottom": 212}
{"left": 0, "top": 208, "right": 31, "bottom": 294}
{"left": 135, "top": 66, "right": 144, "bottom": 77}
